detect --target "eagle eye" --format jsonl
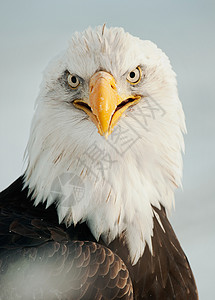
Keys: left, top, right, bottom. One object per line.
{"left": 127, "top": 67, "right": 141, "bottom": 84}
{"left": 68, "top": 74, "right": 80, "bottom": 89}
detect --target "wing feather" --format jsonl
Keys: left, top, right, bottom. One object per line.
{"left": 0, "top": 177, "right": 198, "bottom": 299}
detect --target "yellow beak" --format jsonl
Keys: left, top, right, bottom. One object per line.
{"left": 73, "top": 71, "right": 141, "bottom": 137}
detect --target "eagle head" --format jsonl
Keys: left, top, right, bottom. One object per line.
{"left": 24, "top": 25, "right": 186, "bottom": 264}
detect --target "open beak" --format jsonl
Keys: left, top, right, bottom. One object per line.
{"left": 73, "top": 71, "right": 141, "bottom": 138}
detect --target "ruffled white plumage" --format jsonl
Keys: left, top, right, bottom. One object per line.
{"left": 24, "top": 26, "right": 186, "bottom": 264}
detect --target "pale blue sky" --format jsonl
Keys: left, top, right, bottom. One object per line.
{"left": 0, "top": 1, "right": 214, "bottom": 298}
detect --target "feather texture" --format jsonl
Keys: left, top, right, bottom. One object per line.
{"left": 0, "top": 177, "right": 198, "bottom": 299}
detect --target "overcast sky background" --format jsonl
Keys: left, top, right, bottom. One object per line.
{"left": 0, "top": 1, "right": 214, "bottom": 298}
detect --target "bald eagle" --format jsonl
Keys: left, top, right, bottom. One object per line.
{"left": 0, "top": 26, "right": 198, "bottom": 299}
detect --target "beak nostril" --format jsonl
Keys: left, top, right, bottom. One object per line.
{"left": 111, "top": 84, "right": 116, "bottom": 90}
{"left": 90, "top": 86, "right": 94, "bottom": 93}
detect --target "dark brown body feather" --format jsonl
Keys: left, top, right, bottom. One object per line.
{"left": 0, "top": 177, "right": 198, "bottom": 299}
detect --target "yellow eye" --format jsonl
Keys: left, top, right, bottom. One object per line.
{"left": 68, "top": 74, "right": 80, "bottom": 88}
{"left": 127, "top": 67, "right": 141, "bottom": 84}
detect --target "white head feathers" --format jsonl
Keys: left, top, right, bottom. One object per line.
{"left": 24, "top": 26, "right": 186, "bottom": 264}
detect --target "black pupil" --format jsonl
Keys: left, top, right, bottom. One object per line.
{"left": 130, "top": 71, "right": 136, "bottom": 79}
{"left": 71, "top": 76, "right": 77, "bottom": 84}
